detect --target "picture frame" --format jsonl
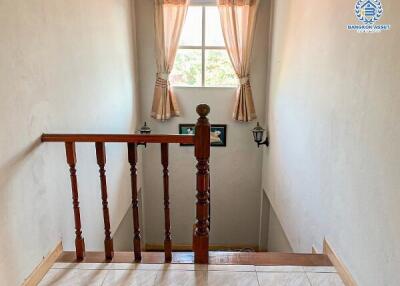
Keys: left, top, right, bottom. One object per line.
{"left": 179, "top": 124, "right": 227, "bottom": 147}
{"left": 210, "top": 124, "right": 227, "bottom": 147}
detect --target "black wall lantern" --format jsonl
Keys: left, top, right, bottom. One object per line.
{"left": 138, "top": 122, "right": 151, "bottom": 147}
{"left": 252, "top": 122, "right": 269, "bottom": 147}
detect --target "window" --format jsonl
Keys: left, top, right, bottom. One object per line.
{"left": 170, "top": 5, "right": 237, "bottom": 87}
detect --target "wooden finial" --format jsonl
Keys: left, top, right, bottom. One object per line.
{"left": 196, "top": 104, "right": 210, "bottom": 118}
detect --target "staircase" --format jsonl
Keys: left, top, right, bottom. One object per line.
{"left": 41, "top": 104, "right": 333, "bottom": 270}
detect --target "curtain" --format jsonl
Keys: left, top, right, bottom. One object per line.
{"left": 218, "top": 0, "right": 260, "bottom": 122}
{"left": 151, "top": 0, "right": 189, "bottom": 121}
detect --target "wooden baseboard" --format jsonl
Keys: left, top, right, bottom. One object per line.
{"left": 311, "top": 245, "right": 318, "bottom": 254}
{"left": 323, "top": 239, "right": 357, "bottom": 286}
{"left": 22, "top": 241, "right": 63, "bottom": 286}
{"left": 58, "top": 251, "right": 332, "bottom": 266}
{"left": 145, "top": 243, "right": 259, "bottom": 252}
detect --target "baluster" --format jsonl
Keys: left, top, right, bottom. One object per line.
{"left": 193, "top": 104, "right": 211, "bottom": 264}
{"left": 95, "top": 142, "right": 114, "bottom": 260}
{"left": 161, "top": 143, "right": 172, "bottom": 262}
{"left": 65, "top": 142, "right": 85, "bottom": 261}
{"left": 128, "top": 143, "right": 142, "bottom": 262}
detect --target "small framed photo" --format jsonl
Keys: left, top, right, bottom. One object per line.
{"left": 179, "top": 124, "right": 196, "bottom": 146}
{"left": 210, "top": 124, "right": 227, "bottom": 147}
{"left": 179, "top": 124, "right": 227, "bottom": 147}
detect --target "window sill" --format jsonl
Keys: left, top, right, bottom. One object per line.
{"left": 172, "top": 86, "right": 238, "bottom": 89}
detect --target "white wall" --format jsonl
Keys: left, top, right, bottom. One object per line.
{"left": 135, "top": 0, "right": 270, "bottom": 247}
{"left": 258, "top": 190, "right": 270, "bottom": 251}
{"left": 0, "top": 1, "right": 140, "bottom": 285}
{"left": 259, "top": 190, "right": 292, "bottom": 252}
{"left": 263, "top": 0, "right": 400, "bottom": 285}
{"left": 267, "top": 200, "right": 292, "bottom": 253}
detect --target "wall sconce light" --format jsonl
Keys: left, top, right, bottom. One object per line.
{"left": 252, "top": 122, "right": 269, "bottom": 147}
{"left": 138, "top": 122, "right": 151, "bottom": 147}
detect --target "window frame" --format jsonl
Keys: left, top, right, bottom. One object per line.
{"left": 172, "top": 3, "right": 237, "bottom": 88}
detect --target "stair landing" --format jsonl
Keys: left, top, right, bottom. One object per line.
{"left": 41, "top": 253, "right": 342, "bottom": 286}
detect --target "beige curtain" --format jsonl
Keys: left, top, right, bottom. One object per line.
{"left": 218, "top": 0, "right": 259, "bottom": 122}
{"left": 151, "top": 0, "right": 189, "bottom": 121}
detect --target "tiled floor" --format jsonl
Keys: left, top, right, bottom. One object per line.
{"left": 40, "top": 263, "right": 345, "bottom": 286}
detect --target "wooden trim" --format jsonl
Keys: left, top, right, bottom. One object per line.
{"left": 57, "top": 251, "right": 332, "bottom": 266}
{"left": 41, "top": 134, "right": 194, "bottom": 144}
{"left": 145, "top": 243, "right": 259, "bottom": 252}
{"left": 22, "top": 241, "right": 63, "bottom": 286}
{"left": 311, "top": 245, "right": 318, "bottom": 254}
{"left": 323, "top": 239, "right": 357, "bottom": 286}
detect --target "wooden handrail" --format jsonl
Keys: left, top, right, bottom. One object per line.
{"left": 41, "top": 134, "right": 194, "bottom": 144}
{"left": 41, "top": 104, "right": 210, "bottom": 264}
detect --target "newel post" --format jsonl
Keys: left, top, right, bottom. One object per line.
{"left": 193, "top": 104, "right": 210, "bottom": 264}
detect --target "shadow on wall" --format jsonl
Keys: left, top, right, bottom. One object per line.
{"left": 112, "top": 206, "right": 133, "bottom": 251}
{"left": 0, "top": 138, "right": 42, "bottom": 283}
{"left": 0, "top": 138, "right": 42, "bottom": 188}
{"left": 260, "top": 190, "right": 293, "bottom": 253}
{"left": 112, "top": 190, "right": 145, "bottom": 252}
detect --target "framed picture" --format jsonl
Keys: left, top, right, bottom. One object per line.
{"left": 210, "top": 124, "right": 227, "bottom": 147}
{"left": 179, "top": 124, "right": 227, "bottom": 147}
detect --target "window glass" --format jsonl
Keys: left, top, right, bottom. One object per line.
{"left": 205, "top": 50, "right": 237, "bottom": 87}
{"left": 205, "top": 7, "right": 225, "bottom": 46}
{"left": 179, "top": 7, "right": 202, "bottom": 46}
{"left": 170, "top": 49, "right": 202, "bottom": 87}
{"left": 171, "top": 5, "right": 237, "bottom": 87}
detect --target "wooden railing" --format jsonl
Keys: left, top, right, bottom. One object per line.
{"left": 41, "top": 104, "right": 211, "bottom": 264}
